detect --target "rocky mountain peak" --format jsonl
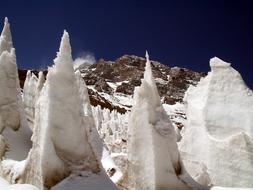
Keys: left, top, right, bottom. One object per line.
{"left": 82, "top": 55, "right": 206, "bottom": 104}
{"left": 18, "top": 55, "right": 205, "bottom": 113}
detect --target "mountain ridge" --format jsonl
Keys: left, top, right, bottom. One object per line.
{"left": 18, "top": 55, "right": 206, "bottom": 114}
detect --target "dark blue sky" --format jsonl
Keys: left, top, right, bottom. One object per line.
{"left": 0, "top": 0, "right": 252, "bottom": 88}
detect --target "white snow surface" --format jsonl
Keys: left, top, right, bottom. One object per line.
{"left": 0, "top": 176, "right": 38, "bottom": 190}
{"left": 2, "top": 122, "right": 32, "bottom": 161}
{"left": 179, "top": 57, "right": 253, "bottom": 187}
{"left": 101, "top": 148, "right": 123, "bottom": 184}
{"left": 52, "top": 172, "right": 118, "bottom": 190}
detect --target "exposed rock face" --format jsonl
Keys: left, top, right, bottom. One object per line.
{"left": 179, "top": 57, "right": 253, "bottom": 187}
{"left": 83, "top": 55, "right": 205, "bottom": 105}
{"left": 19, "top": 55, "right": 204, "bottom": 115}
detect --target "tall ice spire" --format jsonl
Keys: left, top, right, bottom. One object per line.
{"left": 126, "top": 50, "right": 190, "bottom": 190}
{"left": 143, "top": 51, "right": 160, "bottom": 105}
{"left": 53, "top": 30, "right": 73, "bottom": 71}
{"left": 0, "top": 17, "right": 13, "bottom": 53}
{"left": 144, "top": 50, "right": 152, "bottom": 83}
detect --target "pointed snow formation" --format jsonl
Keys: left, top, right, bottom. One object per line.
{"left": 144, "top": 51, "right": 154, "bottom": 86}
{"left": 14, "top": 31, "right": 100, "bottom": 190}
{"left": 23, "top": 71, "right": 38, "bottom": 129}
{"left": 53, "top": 30, "right": 73, "bottom": 73}
{"left": 75, "top": 70, "right": 103, "bottom": 162}
{"left": 35, "top": 71, "right": 45, "bottom": 99}
{"left": 0, "top": 17, "right": 13, "bottom": 53}
{"left": 125, "top": 52, "right": 190, "bottom": 190}
{"left": 179, "top": 57, "right": 253, "bottom": 187}
{"left": 0, "top": 18, "right": 32, "bottom": 174}
{"left": 144, "top": 50, "right": 151, "bottom": 80}
{"left": 0, "top": 17, "right": 23, "bottom": 135}
{"left": 143, "top": 51, "right": 160, "bottom": 108}
{"left": 75, "top": 71, "right": 93, "bottom": 117}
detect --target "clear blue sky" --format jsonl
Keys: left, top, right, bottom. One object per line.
{"left": 0, "top": 0, "right": 252, "bottom": 88}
